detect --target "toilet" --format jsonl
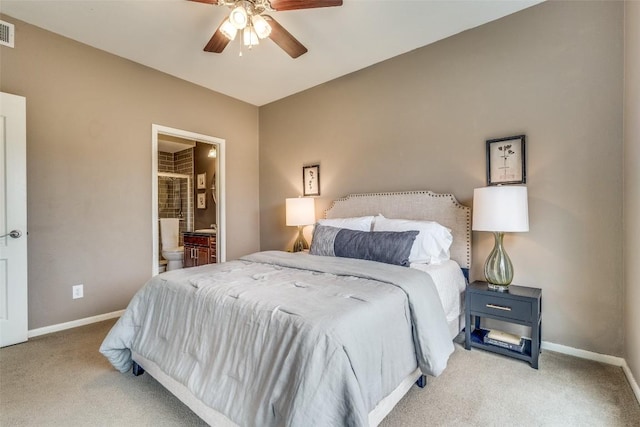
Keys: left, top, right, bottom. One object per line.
{"left": 160, "top": 218, "right": 184, "bottom": 271}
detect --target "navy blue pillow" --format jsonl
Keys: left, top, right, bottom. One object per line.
{"left": 310, "top": 225, "right": 418, "bottom": 267}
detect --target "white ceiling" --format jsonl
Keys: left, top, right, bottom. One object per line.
{"left": 1, "top": 0, "right": 542, "bottom": 106}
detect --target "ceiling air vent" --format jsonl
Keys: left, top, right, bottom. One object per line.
{"left": 0, "top": 20, "right": 15, "bottom": 48}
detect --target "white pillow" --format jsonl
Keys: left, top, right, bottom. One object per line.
{"left": 373, "top": 214, "right": 452, "bottom": 264}
{"left": 317, "top": 216, "right": 374, "bottom": 231}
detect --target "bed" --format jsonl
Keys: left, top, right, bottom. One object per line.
{"left": 100, "top": 190, "right": 471, "bottom": 427}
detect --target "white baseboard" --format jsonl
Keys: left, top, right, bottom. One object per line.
{"left": 542, "top": 340, "right": 640, "bottom": 404}
{"left": 28, "top": 310, "right": 124, "bottom": 338}
{"left": 622, "top": 362, "right": 640, "bottom": 405}
{"left": 541, "top": 341, "right": 626, "bottom": 366}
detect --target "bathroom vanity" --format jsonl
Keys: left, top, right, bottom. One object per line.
{"left": 183, "top": 231, "right": 217, "bottom": 268}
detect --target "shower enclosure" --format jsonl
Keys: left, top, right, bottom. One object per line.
{"left": 158, "top": 172, "right": 192, "bottom": 260}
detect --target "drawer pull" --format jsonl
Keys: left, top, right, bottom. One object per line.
{"left": 486, "top": 303, "right": 512, "bottom": 311}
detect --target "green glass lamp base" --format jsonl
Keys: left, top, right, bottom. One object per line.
{"left": 487, "top": 282, "right": 510, "bottom": 292}
{"left": 484, "top": 231, "right": 514, "bottom": 291}
{"left": 292, "top": 226, "right": 308, "bottom": 253}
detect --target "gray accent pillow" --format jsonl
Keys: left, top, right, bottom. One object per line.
{"left": 310, "top": 225, "right": 418, "bottom": 267}
{"left": 308, "top": 224, "right": 341, "bottom": 257}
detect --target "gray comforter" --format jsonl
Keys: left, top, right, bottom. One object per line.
{"left": 100, "top": 251, "right": 454, "bottom": 427}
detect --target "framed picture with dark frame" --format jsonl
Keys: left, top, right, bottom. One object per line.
{"left": 303, "top": 164, "right": 320, "bottom": 196}
{"left": 197, "top": 192, "right": 206, "bottom": 209}
{"left": 197, "top": 173, "right": 206, "bottom": 190}
{"left": 486, "top": 135, "right": 526, "bottom": 185}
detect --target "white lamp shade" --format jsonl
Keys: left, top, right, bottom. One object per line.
{"left": 472, "top": 186, "right": 529, "bottom": 232}
{"left": 243, "top": 27, "right": 259, "bottom": 47}
{"left": 286, "top": 197, "right": 315, "bottom": 226}
{"left": 229, "top": 6, "right": 248, "bottom": 29}
{"left": 252, "top": 14, "right": 272, "bottom": 39}
{"left": 219, "top": 18, "right": 238, "bottom": 41}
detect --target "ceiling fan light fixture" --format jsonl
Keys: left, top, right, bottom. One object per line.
{"left": 219, "top": 18, "right": 238, "bottom": 41}
{"left": 251, "top": 14, "right": 271, "bottom": 39}
{"left": 195, "top": 0, "right": 344, "bottom": 58}
{"left": 229, "top": 5, "right": 248, "bottom": 30}
{"left": 243, "top": 26, "right": 259, "bottom": 47}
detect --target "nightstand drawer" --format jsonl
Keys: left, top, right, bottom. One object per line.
{"left": 468, "top": 293, "right": 533, "bottom": 323}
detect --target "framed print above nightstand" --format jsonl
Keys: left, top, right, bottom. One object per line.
{"left": 486, "top": 135, "right": 526, "bottom": 185}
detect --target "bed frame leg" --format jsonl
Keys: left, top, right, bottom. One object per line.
{"left": 132, "top": 361, "right": 145, "bottom": 376}
{"left": 416, "top": 375, "right": 427, "bottom": 388}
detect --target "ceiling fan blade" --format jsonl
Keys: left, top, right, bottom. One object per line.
{"left": 263, "top": 15, "right": 308, "bottom": 58}
{"left": 268, "top": 0, "right": 342, "bottom": 11}
{"left": 204, "top": 20, "right": 232, "bottom": 53}
{"left": 187, "top": 0, "right": 218, "bottom": 4}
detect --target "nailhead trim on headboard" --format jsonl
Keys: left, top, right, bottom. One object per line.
{"left": 325, "top": 190, "right": 471, "bottom": 269}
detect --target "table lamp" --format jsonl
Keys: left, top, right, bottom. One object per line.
{"left": 286, "top": 197, "right": 315, "bottom": 252}
{"left": 472, "top": 186, "right": 529, "bottom": 291}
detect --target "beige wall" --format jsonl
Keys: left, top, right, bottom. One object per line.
{"left": 259, "top": 1, "right": 625, "bottom": 355}
{"left": 624, "top": 1, "right": 640, "bottom": 383}
{"left": 1, "top": 1, "right": 632, "bottom": 362}
{"left": 0, "top": 17, "right": 260, "bottom": 329}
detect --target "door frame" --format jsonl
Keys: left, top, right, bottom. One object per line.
{"left": 151, "top": 124, "right": 226, "bottom": 276}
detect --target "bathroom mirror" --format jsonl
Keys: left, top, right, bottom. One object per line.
{"left": 152, "top": 124, "right": 226, "bottom": 276}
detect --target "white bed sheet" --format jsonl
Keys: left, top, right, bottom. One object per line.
{"left": 410, "top": 260, "right": 466, "bottom": 338}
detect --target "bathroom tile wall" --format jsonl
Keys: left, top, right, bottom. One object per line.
{"left": 158, "top": 149, "right": 194, "bottom": 260}
{"left": 158, "top": 151, "right": 175, "bottom": 225}
{"left": 158, "top": 151, "right": 174, "bottom": 173}
{"left": 175, "top": 149, "right": 193, "bottom": 175}
{"left": 175, "top": 149, "right": 194, "bottom": 238}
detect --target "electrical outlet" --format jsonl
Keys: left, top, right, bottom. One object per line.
{"left": 72, "top": 284, "right": 83, "bottom": 299}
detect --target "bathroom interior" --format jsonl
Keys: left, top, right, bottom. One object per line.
{"left": 157, "top": 134, "right": 218, "bottom": 272}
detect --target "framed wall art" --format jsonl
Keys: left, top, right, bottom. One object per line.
{"left": 303, "top": 164, "right": 320, "bottom": 196}
{"left": 197, "top": 192, "right": 206, "bottom": 209}
{"left": 486, "top": 135, "right": 526, "bottom": 185}
{"left": 197, "top": 173, "right": 206, "bottom": 190}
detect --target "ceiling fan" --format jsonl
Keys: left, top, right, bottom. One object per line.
{"left": 189, "top": 0, "right": 343, "bottom": 58}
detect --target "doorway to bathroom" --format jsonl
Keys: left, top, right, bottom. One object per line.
{"left": 151, "top": 124, "right": 225, "bottom": 276}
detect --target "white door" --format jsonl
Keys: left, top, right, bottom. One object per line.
{"left": 0, "top": 92, "right": 28, "bottom": 347}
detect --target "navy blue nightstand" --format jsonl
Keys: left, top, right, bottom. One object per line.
{"left": 465, "top": 281, "right": 542, "bottom": 369}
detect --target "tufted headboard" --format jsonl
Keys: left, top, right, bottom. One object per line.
{"left": 325, "top": 190, "right": 471, "bottom": 270}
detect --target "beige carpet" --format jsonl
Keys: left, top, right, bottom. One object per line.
{"left": 1, "top": 319, "right": 638, "bottom": 426}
